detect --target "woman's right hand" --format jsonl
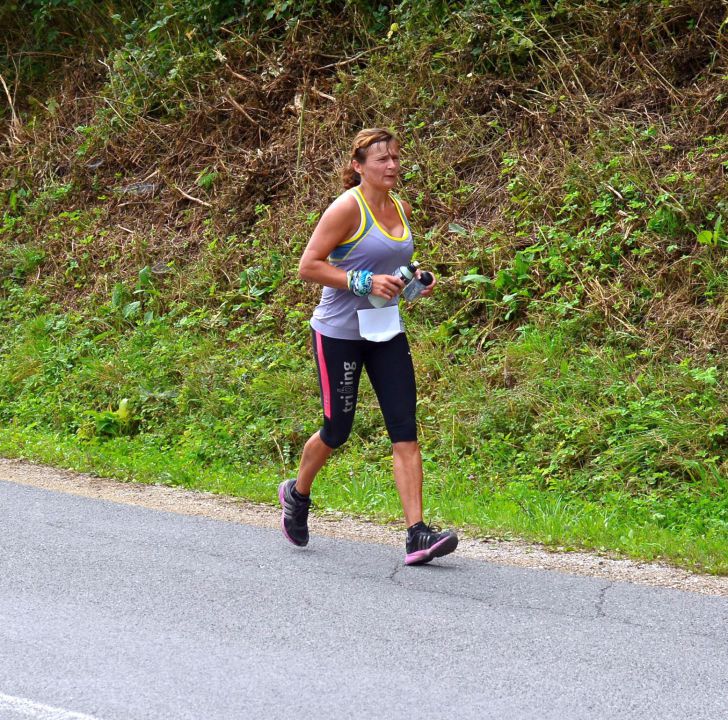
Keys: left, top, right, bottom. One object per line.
{"left": 370, "top": 274, "right": 405, "bottom": 302}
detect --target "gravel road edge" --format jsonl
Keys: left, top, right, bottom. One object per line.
{"left": 2, "top": 457, "right": 726, "bottom": 597}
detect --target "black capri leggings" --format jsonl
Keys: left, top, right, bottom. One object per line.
{"left": 312, "top": 329, "right": 417, "bottom": 449}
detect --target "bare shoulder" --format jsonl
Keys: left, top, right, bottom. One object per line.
{"left": 324, "top": 189, "right": 360, "bottom": 221}
{"left": 314, "top": 189, "right": 361, "bottom": 238}
{"left": 303, "top": 190, "right": 361, "bottom": 258}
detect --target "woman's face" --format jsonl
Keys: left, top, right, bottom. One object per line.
{"left": 354, "top": 140, "right": 400, "bottom": 190}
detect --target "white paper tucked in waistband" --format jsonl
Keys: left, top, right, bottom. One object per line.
{"left": 356, "top": 305, "right": 401, "bottom": 342}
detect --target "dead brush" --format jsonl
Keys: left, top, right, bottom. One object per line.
{"left": 422, "top": 0, "right": 728, "bottom": 348}
{"left": 0, "top": 0, "right": 725, "bottom": 349}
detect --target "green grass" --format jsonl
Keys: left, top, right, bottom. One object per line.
{"left": 0, "top": 290, "right": 725, "bottom": 574}
{"left": 1, "top": 423, "right": 725, "bottom": 575}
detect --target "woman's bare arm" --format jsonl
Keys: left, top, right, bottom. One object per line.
{"left": 299, "top": 194, "right": 359, "bottom": 289}
{"left": 299, "top": 194, "right": 404, "bottom": 300}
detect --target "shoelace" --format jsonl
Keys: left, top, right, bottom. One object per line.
{"left": 416, "top": 524, "right": 443, "bottom": 537}
{"left": 409, "top": 524, "right": 444, "bottom": 550}
{"left": 290, "top": 494, "right": 311, "bottom": 521}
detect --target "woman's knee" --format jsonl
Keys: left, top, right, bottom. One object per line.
{"left": 319, "top": 425, "right": 352, "bottom": 450}
{"left": 392, "top": 439, "right": 419, "bottom": 456}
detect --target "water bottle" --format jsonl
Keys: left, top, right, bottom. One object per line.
{"left": 369, "top": 262, "right": 433, "bottom": 307}
{"left": 402, "top": 266, "right": 434, "bottom": 301}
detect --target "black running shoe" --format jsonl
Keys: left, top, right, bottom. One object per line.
{"left": 405, "top": 523, "right": 458, "bottom": 565}
{"left": 278, "top": 479, "right": 311, "bottom": 547}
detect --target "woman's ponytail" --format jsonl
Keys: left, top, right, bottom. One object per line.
{"left": 342, "top": 165, "right": 361, "bottom": 190}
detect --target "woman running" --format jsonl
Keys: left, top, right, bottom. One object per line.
{"left": 278, "top": 128, "right": 458, "bottom": 565}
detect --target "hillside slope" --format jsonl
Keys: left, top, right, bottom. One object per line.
{"left": 1, "top": 0, "right": 726, "bottom": 571}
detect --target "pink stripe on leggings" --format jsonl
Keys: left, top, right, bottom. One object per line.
{"left": 315, "top": 331, "right": 331, "bottom": 419}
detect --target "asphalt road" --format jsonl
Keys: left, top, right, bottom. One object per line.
{"left": 1, "top": 479, "right": 726, "bottom": 720}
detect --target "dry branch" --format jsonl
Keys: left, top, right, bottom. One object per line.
{"left": 224, "top": 90, "right": 268, "bottom": 134}
{"left": 171, "top": 184, "right": 212, "bottom": 208}
{"left": 0, "top": 72, "right": 21, "bottom": 145}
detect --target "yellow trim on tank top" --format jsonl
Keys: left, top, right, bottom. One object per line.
{"left": 353, "top": 186, "right": 410, "bottom": 242}
{"left": 344, "top": 187, "right": 367, "bottom": 244}
{"left": 329, "top": 188, "right": 369, "bottom": 263}
{"left": 390, "top": 193, "right": 412, "bottom": 236}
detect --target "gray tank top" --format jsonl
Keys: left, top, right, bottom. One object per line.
{"left": 310, "top": 187, "right": 414, "bottom": 340}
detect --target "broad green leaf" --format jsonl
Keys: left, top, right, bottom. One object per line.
{"left": 123, "top": 301, "right": 141, "bottom": 318}
{"left": 697, "top": 230, "right": 715, "bottom": 245}
{"left": 111, "top": 283, "right": 125, "bottom": 309}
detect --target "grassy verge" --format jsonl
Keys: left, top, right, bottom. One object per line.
{"left": 1, "top": 423, "right": 725, "bottom": 575}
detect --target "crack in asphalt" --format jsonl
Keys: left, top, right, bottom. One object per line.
{"left": 4, "top": 468, "right": 727, "bottom": 646}
{"left": 4, "top": 461, "right": 728, "bottom": 598}
{"left": 384, "top": 571, "right": 724, "bottom": 641}
{"left": 594, "top": 581, "right": 612, "bottom": 619}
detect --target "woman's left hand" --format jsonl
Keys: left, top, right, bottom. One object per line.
{"left": 416, "top": 269, "right": 436, "bottom": 297}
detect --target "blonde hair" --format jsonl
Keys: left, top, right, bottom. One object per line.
{"left": 342, "top": 128, "right": 400, "bottom": 189}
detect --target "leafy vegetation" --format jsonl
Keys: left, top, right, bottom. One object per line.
{"left": 1, "top": 0, "right": 726, "bottom": 572}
